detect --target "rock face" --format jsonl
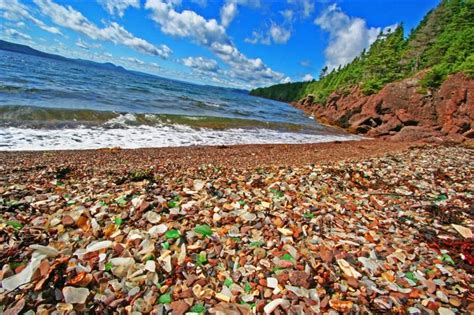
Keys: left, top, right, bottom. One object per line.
{"left": 293, "top": 73, "right": 473, "bottom": 142}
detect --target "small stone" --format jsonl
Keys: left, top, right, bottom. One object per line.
{"left": 169, "top": 300, "right": 190, "bottom": 315}
{"left": 56, "top": 304, "right": 73, "bottom": 313}
{"left": 215, "top": 292, "right": 231, "bottom": 302}
{"left": 374, "top": 297, "right": 392, "bottom": 310}
{"left": 241, "top": 294, "right": 254, "bottom": 302}
{"left": 436, "top": 290, "right": 449, "bottom": 303}
{"left": 277, "top": 228, "right": 293, "bottom": 236}
{"left": 267, "top": 277, "right": 278, "bottom": 288}
{"left": 193, "top": 179, "right": 205, "bottom": 191}
{"left": 263, "top": 299, "right": 287, "bottom": 314}
{"left": 346, "top": 277, "right": 359, "bottom": 288}
{"left": 158, "top": 254, "right": 172, "bottom": 273}
{"left": 264, "top": 288, "right": 273, "bottom": 298}
{"left": 337, "top": 259, "right": 361, "bottom": 279}
{"left": 154, "top": 224, "right": 168, "bottom": 234}
{"left": 288, "top": 271, "right": 310, "bottom": 288}
{"left": 144, "top": 211, "right": 161, "bottom": 224}
{"left": 451, "top": 224, "right": 472, "bottom": 238}
{"left": 223, "top": 203, "right": 235, "bottom": 211}
{"left": 133, "top": 298, "right": 152, "bottom": 313}
{"left": 242, "top": 212, "right": 257, "bottom": 222}
{"left": 330, "top": 299, "right": 354, "bottom": 312}
{"left": 110, "top": 257, "right": 134, "bottom": 266}
{"left": 30, "top": 245, "right": 59, "bottom": 257}
{"left": 62, "top": 215, "right": 74, "bottom": 226}
{"left": 408, "top": 307, "right": 421, "bottom": 314}
{"left": 449, "top": 297, "right": 461, "bottom": 307}
{"left": 62, "top": 287, "right": 89, "bottom": 304}
{"left": 438, "top": 307, "right": 455, "bottom": 315}
{"left": 213, "top": 213, "right": 221, "bottom": 222}
{"left": 425, "top": 280, "right": 436, "bottom": 294}
{"left": 254, "top": 248, "right": 266, "bottom": 259}
{"left": 85, "top": 240, "right": 113, "bottom": 253}
{"left": 261, "top": 201, "right": 271, "bottom": 208}
{"left": 128, "top": 286, "right": 140, "bottom": 297}
{"left": 145, "top": 260, "right": 156, "bottom": 272}
{"left": 320, "top": 246, "right": 334, "bottom": 263}
{"left": 3, "top": 298, "right": 25, "bottom": 315}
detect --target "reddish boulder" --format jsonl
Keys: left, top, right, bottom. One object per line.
{"left": 293, "top": 72, "right": 473, "bottom": 142}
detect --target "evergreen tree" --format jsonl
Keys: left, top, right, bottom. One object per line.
{"left": 250, "top": 0, "right": 473, "bottom": 102}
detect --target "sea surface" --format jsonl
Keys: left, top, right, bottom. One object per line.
{"left": 0, "top": 50, "right": 358, "bottom": 150}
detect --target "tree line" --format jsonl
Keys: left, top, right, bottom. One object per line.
{"left": 250, "top": 0, "right": 473, "bottom": 104}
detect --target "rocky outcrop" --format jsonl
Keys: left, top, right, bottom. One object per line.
{"left": 293, "top": 73, "right": 473, "bottom": 142}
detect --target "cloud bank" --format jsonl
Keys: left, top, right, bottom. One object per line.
{"left": 315, "top": 4, "right": 396, "bottom": 70}
{"left": 98, "top": 0, "right": 140, "bottom": 17}
{"left": 145, "top": 0, "right": 285, "bottom": 87}
{"left": 33, "top": 0, "right": 172, "bottom": 58}
{"left": 0, "top": 0, "right": 61, "bottom": 34}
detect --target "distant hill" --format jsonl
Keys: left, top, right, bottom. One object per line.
{"left": 250, "top": 0, "right": 473, "bottom": 103}
{"left": 0, "top": 39, "right": 127, "bottom": 73}
{"left": 0, "top": 39, "right": 250, "bottom": 91}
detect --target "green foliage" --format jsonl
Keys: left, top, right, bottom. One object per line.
{"left": 250, "top": 0, "right": 474, "bottom": 103}
{"left": 420, "top": 64, "right": 449, "bottom": 88}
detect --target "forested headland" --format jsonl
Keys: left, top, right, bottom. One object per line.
{"left": 250, "top": 0, "right": 473, "bottom": 104}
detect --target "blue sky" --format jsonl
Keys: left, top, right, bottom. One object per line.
{"left": 0, "top": 0, "right": 440, "bottom": 89}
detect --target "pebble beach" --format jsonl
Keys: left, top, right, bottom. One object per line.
{"left": 0, "top": 140, "right": 472, "bottom": 314}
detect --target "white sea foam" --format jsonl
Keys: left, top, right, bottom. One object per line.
{"left": 104, "top": 113, "right": 137, "bottom": 126}
{"left": 205, "top": 102, "right": 221, "bottom": 108}
{"left": 0, "top": 125, "right": 361, "bottom": 151}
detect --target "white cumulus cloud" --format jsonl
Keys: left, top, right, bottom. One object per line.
{"left": 145, "top": 0, "right": 284, "bottom": 88}
{"left": 244, "top": 31, "right": 270, "bottom": 45}
{"left": 269, "top": 23, "right": 291, "bottom": 44}
{"left": 281, "top": 76, "right": 292, "bottom": 83}
{"left": 245, "top": 23, "right": 291, "bottom": 45}
{"left": 33, "top": 0, "right": 172, "bottom": 59}
{"left": 121, "top": 56, "right": 145, "bottom": 65}
{"left": 75, "top": 38, "right": 90, "bottom": 49}
{"left": 181, "top": 56, "right": 220, "bottom": 73}
{"left": 0, "top": 0, "right": 61, "bottom": 34}
{"left": 302, "top": 73, "right": 313, "bottom": 81}
{"left": 4, "top": 28, "right": 32, "bottom": 41}
{"left": 281, "top": 9, "right": 294, "bottom": 23}
{"left": 220, "top": 1, "right": 238, "bottom": 28}
{"left": 191, "top": 0, "right": 207, "bottom": 7}
{"left": 315, "top": 4, "right": 396, "bottom": 70}
{"left": 287, "top": 0, "right": 314, "bottom": 18}
{"left": 98, "top": 0, "right": 140, "bottom": 17}
{"left": 245, "top": 0, "right": 312, "bottom": 47}
{"left": 220, "top": 0, "right": 260, "bottom": 28}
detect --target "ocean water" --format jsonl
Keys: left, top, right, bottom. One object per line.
{"left": 0, "top": 50, "right": 359, "bottom": 150}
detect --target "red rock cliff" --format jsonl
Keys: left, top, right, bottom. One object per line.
{"left": 293, "top": 73, "right": 473, "bottom": 142}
